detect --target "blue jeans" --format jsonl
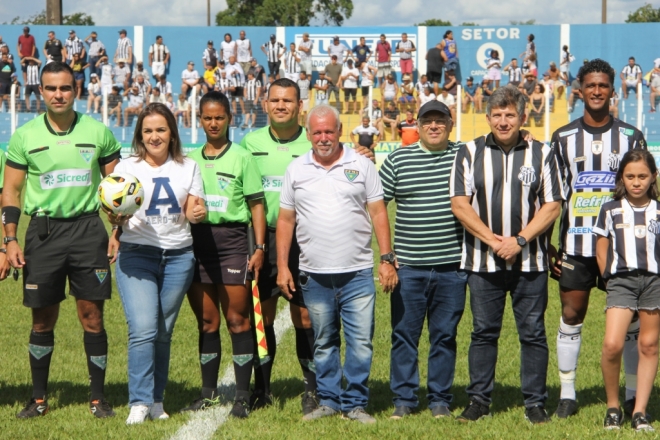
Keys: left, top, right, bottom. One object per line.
{"left": 466, "top": 271, "right": 549, "bottom": 408}
{"left": 116, "top": 242, "right": 195, "bottom": 406}
{"left": 301, "top": 268, "right": 375, "bottom": 412}
{"left": 390, "top": 264, "right": 467, "bottom": 409}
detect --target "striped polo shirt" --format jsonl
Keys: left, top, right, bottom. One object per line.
{"left": 593, "top": 199, "right": 660, "bottom": 277}
{"left": 379, "top": 141, "right": 463, "bottom": 266}
{"left": 450, "top": 133, "right": 565, "bottom": 272}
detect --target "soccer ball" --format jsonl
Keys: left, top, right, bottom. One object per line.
{"left": 98, "top": 173, "right": 144, "bottom": 215}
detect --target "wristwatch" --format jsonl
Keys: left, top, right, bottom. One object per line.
{"left": 516, "top": 235, "right": 527, "bottom": 247}
{"left": 255, "top": 243, "right": 267, "bottom": 252}
{"left": 3, "top": 236, "right": 17, "bottom": 245}
{"left": 380, "top": 251, "right": 396, "bottom": 264}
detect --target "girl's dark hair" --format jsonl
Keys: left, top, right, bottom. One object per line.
{"left": 535, "top": 83, "right": 545, "bottom": 94}
{"left": 613, "top": 148, "right": 659, "bottom": 200}
{"left": 490, "top": 50, "right": 499, "bottom": 59}
{"left": 132, "top": 103, "right": 184, "bottom": 164}
{"left": 443, "top": 30, "right": 452, "bottom": 39}
{"left": 199, "top": 91, "right": 233, "bottom": 136}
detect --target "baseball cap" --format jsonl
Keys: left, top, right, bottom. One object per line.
{"left": 333, "top": 35, "right": 339, "bottom": 40}
{"left": 250, "top": 57, "right": 257, "bottom": 62}
{"left": 23, "top": 26, "right": 29, "bottom": 32}
{"left": 319, "top": 71, "right": 326, "bottom": 74}
{"left": 188, "top": 61, "right": 195, "bottom": 65}
{"left": 69, "top": 30, "right": 75, "bottom": 34}
{"left": 270, "top": 34, "right": 276, "bottom": 39}
{"left": 208, "top": 40, "right": 213, "bottom": 45}
{"left": 542, "top": 71, "right": 550, "bottom": 77}
{"left": 402, "top": 74, "right": 411, "bottom": 80}
{"left": 119, "top": 29, "right": 127, "bottom": 34}
{"left": 549, "top": 61, "right": 556, "bottom": 66}
{"left": 418, "top": 100, "right": 451, "bottom": 119}
{"left": 118, "top": 58, "right": 126, "bottom": 63}
{"left": 654, "top": 58, "right": 660, "bottom": 68}
{"left": 11, "top": 73, "right": 17, "bottom": 78}
{"left": 137, "top": 61, "right": 143, "bottom": 65}
{"left": 90, "top": 73, "right": 98, "bottom": 78}
{"left": 467, "top": 76, "right": 474, "bottom": 81}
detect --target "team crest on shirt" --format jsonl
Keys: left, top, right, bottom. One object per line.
{"left": 344, "top": 169, "right": 359, "bottom": 182}
{"left": 608, "top": 153, "right": 621, "bottom": 171}
{"left": 95, "top": 269, "right": 108, "bottom": 283}
{"left": 591, "top": 140, "right": 603, "bottom": 155}
{"left": 217, "top": 177, "right": 231, "bottom": 190}
{"left": 78, "top": 148, "right": 94, "bottom": 163}
{"left": 517, "top": 165, "right": 536, "bottom": 185}
{"left": 635, "top": 225, "right": 647, "bottom": 238}
{"left": 649, "top": 219, "right": 660, "bottom": 235}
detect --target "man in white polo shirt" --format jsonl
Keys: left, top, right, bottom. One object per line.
{"left": 276, "top": 104, "right": 398, "bottom": 425}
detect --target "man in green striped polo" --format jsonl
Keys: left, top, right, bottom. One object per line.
{"left": 379, "top": 100, "right": 466, "bottom": 419}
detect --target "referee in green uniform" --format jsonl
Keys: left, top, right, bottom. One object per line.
{"left": 0, "top": 152, "right": 11, "bottom": 280}
{"left": 3, "top": 62, "right": 121, "bottom": 419}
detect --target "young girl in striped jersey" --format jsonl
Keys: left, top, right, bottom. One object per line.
{"left": 594, "top": 149, "right": 660, "bottom": 432}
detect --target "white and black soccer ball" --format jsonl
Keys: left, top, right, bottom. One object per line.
{"left": 98, "top": 173, "right": 144, "bottom": 215}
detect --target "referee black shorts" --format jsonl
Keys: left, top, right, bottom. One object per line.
{"left": 23, "top": 213, "right": 112, "bottom": 309}
{"left": 191, "top": 222, "right": 252, "bottom": 285}
{"left": 258, "top": 227, "right": 305, "bottom": 307}
{"left": 556, "top": 253, "right": 606, "bottom": 292}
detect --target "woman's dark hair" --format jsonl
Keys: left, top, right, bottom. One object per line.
{"left": 535, "top": 83, "right": 545, "bottom": 94}
{"left": 613, "top": 148, "right": 659, "bottom": 200}
{"left": 132, "top": 103, "right": 184, "bottom": 164}
{"left": 443, "top": 30, "right": 453, "bottom": 39}
{"left": 490, "top": 50, "right": 499, "bottom": 59}
{"left": 199, "top": 91, "right": 232, "bottom": 137}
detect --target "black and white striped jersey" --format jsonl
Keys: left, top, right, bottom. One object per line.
{"left": 65, "top": 37, "right": 84, "bottom": 60}
{"left": 593, "top": 199, "right": 660, "bottom": 277}
{"left": 315, "top": 79, "right": 328, "bottom": 100}
{"left": 285, "top": 51, "right": 300, "bottom": 73}
{"left": 26, "top": 64, "right": 39, "bottom": 85}
{"left": 244, "top": 79, "right": 261, "bottom": 101}
{"left": 216, "top": 77, "right": 236, "bottom": 95}
{"left": 263, "top": 41, "right": 283, "bottom": 63}
{"left": 552, "top": 117, "right": 646, "bottom": 257}
{"left": 116, "top": 37, "right": 132, "bottom": 60}
{"left": 149, "top": 43, "right": 169, "bottom": 62}
{"left": 450, "top": 133, "right": 565, "bottom": 272}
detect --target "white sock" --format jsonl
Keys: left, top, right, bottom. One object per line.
{"left": 557, "top": 317, "right": 582, "bottom": 400}
{"left": 623, "top": 319, "right": 640, "bottom": 401}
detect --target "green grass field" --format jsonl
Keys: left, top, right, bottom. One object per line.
{"left": 0, "top": 206, "right": 657, "bottom": 439}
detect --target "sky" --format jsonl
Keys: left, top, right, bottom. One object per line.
{"left": 0, "top": 0, "right": 647, "bottom": 27}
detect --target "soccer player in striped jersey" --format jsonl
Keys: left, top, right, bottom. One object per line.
{"left": 594, "top": 149, "right": 659, "bottom": 432}
{"left": 450, "top": 86, "right": 564, "bottom": 424}
{"left": 380, "top": 101, "right": 466, "bottom": 419}
{"left": 21, "top": 56, "right": 41, "bottom": 112}
{"left": 549, "top": 59, "right": 647, "bottom": 419}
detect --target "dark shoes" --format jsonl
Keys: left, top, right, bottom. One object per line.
{"left": 89, "top": 398, "right": 115, "bottom": 418}
{"left": 603, "top": 407, "right": 623, "bottom": 430}
{"left": 525, "top": 405, "right": 550, "bottom": 424}
{"left": 554, "top": 399, "right": 578, "bottom": 419}
{"left": 390, "top": 405, "right": 413, "bottom": 419}
{"left": 457, "top": 400, "right": 490, "bottom": 422}
{"left": 301, "top": 391, "right": 319, "bottom": 416}
{"left": 17, "top": 398, "right": 49, "bottom": 419}
{"left": 230, "top": 398, "right": 250, "bottom": 419}
{"left": 249, "top": 390, "right": 273, "bottom": 411}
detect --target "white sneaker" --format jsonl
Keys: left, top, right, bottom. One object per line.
{"left": 126, "top": 404, "right": 150, "bottom": 425}
{"left": 150, "top": 402, "right": 170, "bottom": 420}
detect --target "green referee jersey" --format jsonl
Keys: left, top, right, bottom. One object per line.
{"left": 240, "top": 126, "right": 311, "bottom": 228}
{"left": 187, "top": 142, "right": 264, "bottom": 225}
{"left": 7, "top": 112, "right": 121, "bottom": 218}
{"left": 0, "top": 152, "right": 6, "bottom": 193}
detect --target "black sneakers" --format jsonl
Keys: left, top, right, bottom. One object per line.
{"left": 390, "top": 405, "right": 413, "bottom": 419}
{"left": 457, "top": 400, "right": 490, "bottom": 422}
{"left": 180, "top": 395, "right": 221, "bottom": 412}
{"left": 301, "top": 391, "right": 318, "bottom": 416}
{"left": 230, "top": 398, "right": 250, "bottom": 419}
{"left": 603, "top": 407, "right": 623, "bottom": 430}
{"left": 554, "top": 399, "right": 578, "bottom": 419}
{"left": 89, "top": 399, "right": 115, "bottom": 418}
{"left": 431, "top": 405, "right": 451, "bottom": 418}
{"left": 249, "top": 390, "right": 273, "bottom": 411}
{"left": 17, "top": 398, "right": 49, "bottom": 419}
{"left": 525, "top": 405, "right": 550, "bottom": 424}
{"left": 632, "top": 412, "right": 654, "bottom": 432}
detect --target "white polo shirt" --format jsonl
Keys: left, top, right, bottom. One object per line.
{"left": 280, "top": 145, "right": 383, "bottom": 274}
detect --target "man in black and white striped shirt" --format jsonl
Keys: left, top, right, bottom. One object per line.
{"left": 114, "top": 29, "right": 132, "bottom": 67}
{"left": 284, "top": 43, "right": 301, "bottom": 82}
{"left": 450, "top": 86, "right": 564, "bottom": 424}
{"left": 548, "top": 59, "right": 647, "bottom": 419}
{"left": 261, "top": 34, "right": 284, "bottom": 77}
{"left": 380, "top": 101, "right": 466, "bottom": 419}
{"left": 65, "top": 30, "right": 85, "bottom": 62}
{"left": 503, "top": 58, "right": 523, "bottom": 87}
{"left": 149, "top": 35, "right": 170, "bottom": 82}
{"left": 20, "top": 56, "right": 41, "bottom": 112}
{"left": 242, "top": 71, "right": 261, "bottom": 128}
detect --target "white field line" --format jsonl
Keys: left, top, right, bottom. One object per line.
{"left": 170, "top": 308, "right": 294, "bottom": 440}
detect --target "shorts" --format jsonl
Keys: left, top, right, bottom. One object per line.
{"left": 625, "top": 82, "right": 638, "bottom": 91}
{"left": 300, "top": 60, "right": 312, "bottom": 76}
{"left": 361, "top": 86, "right": 371, "bottom": 96}
{"left": 0, "top": 83, "right": 11, "bottom": 95}
{"left": 486, "top": 69, "right": 502, "bottom": 81}
{"left": 399, "top": 95, "right": 414, "bottom": 103}
{"left": 556, "top": 253, "right": 606, "bottom": 291}
{"left": 25, "top": 85, "right": 40, "bottom": 97}
{"left": 606, "top": 270, "right": 660, "bottom": 311}
{"left": 383, "top": 92, "right": 396, "bottom": 101}
{"left": 152, "top": 61, "right": 165, "bottom": 77}
{"left": 191, "top": 222, "right": 252, "bottom": 285}
{"left": 258, "top": 227, "right": 305, "bottom": 307}
{"left": 285, "top": 72, "right": 299, "bottom": 82}
{"left": 400, "top": 58, "right": 413, "bottom": 74}
{"left": 301, "top": 98, "right": 309, "bottom": 112}
{"left": 23, "top": 213, "right": 111, "bottom": 309}
{"left": 245, "top": 99, "right": 256, "bottom": 114}
{"left": 377, "top": 62, "right": 391, "bottom": 78}
{"left": 74, "top": 72, "right": 84, "bottom": 81}
{"left": 234, "top": 86, "right": 244, "bottom": 97}
{"left": 344, "top": 88, "right": 357, "bottom": 100}
{"left": 21, "top": 63, "right": 29, "bottom": 73}
{"left": 427, "top": 71, "right": 442, "bottom": 84}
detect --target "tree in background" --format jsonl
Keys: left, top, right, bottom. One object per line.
{"left": 510, "top": 19, "right": 536, "bottom": 25}
{"left": 216, "top": 0, "right": 352, "bottom": 26}
{"left": 4, "top": 9, "right": 95, "bottom": 25}
{"left": 625, "top": 3, "right": 660, "bottom": 22}
{"left": 415, "top": 19, "right": 479, "bottom": 26}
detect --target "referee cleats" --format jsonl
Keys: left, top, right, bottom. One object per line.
{"left": 301, "top": 391, "right": 318, "bottom": 415}
{"left": 90, "top": 399, "right": 115, "bottom": 418}
{"left": 180, "top": 395, "right": 221, "bottom": 413}
{"left": 249, "top": 390, "right": 273, "bottom": 411}
{"left": 230, "top": 398, "right": 250, "bottom": 419}
{"left": 17, "top": 398, "right": 49, "bottom": 419}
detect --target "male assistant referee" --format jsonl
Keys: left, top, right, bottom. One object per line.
{"left": 3, "top": 62, "right": 121, "bottom": 419}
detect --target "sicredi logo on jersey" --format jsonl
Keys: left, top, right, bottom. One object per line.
{"left": 40, "top": 169, "right": 92, "bottom": 189}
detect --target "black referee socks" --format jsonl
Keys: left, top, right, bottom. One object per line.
{"left": 254, "top": 324, "right": 276, "bottom": 394}
{"left": 29, "top": 330, "right": 55, "bottom": 399}
{"left": 296, "top": 327, "right": 317, "bottom": 393}
{"left": 84, "top": 330, "right": 108, "bottom": 401}
{"left": 231, "top": 330, "right": 254, "bottom": 399}
{"left": 199, "top": 331, "right": 221, "bottom": 399}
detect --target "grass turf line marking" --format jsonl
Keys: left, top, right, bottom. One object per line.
{"left": 170, "top": 307, "right": 294, "bottom": 440}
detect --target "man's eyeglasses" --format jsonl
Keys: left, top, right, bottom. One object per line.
{"left": 419, "top": 119, "right": 450, "bottom": 128}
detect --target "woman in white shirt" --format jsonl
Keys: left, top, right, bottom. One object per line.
{"left": 107, "top": 103, "right": 206, "bottom": 425}
{"left": 87, "top": 73, "right": 102, "bottom": 114}
{"left": 359, "top": 61, "right": 377, "bottom": 110}
{"left": 485, "top": 49, "right": 502, "bottom": 89}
